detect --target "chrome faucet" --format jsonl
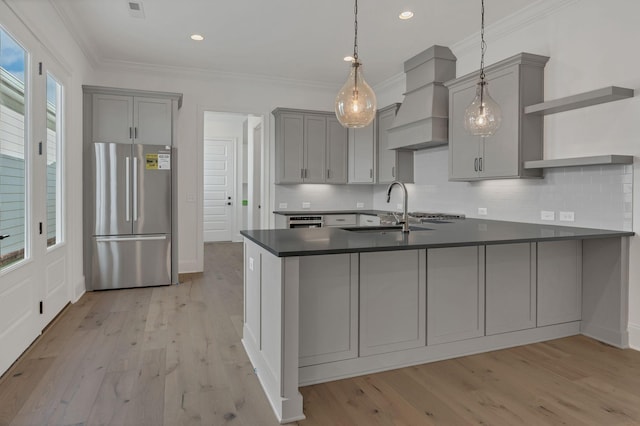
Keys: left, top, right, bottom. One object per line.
{"left": 386, "top": 181, "right": 409, "bottom": 233}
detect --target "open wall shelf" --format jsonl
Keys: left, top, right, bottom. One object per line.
{"left": 524, "top": 86, "right": 634, "bottom": 115}
{"left": 524, "top": 155, "right": 633, "bottom": 170}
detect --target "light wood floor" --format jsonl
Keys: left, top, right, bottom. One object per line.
{"left": 1, "top": 243, "right": 639, "bottom": 426}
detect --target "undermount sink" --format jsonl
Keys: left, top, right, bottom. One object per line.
{"left": 341, "top": 225, "right": 432, "bottom": 233}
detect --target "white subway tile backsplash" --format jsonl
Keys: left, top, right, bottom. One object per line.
{"left": 372, "top": 149, "right": 632, "bottom": 231}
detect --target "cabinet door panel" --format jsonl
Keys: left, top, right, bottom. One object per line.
{"left": 299, "top": 254, "right": 358, "bottom": 366}
{"left": 448, "top": 83, "right": 480, "bottom": 180}
{"left": 376, "top": 107, "right": 396, "bottom": 183}
{"left": 538, "top": 240, "right": 582, "bottom": 326}
{"left": 486, "top": 243, "right": 536, "bottom": 335}
{"left": 360, "top": 250, "right": 426, "bottom": 356}
{"left": 92, "top": 94, "right": 133, "bottom": 144}
{"left": 427, "top": 246, "right": 484, "bottom": 345}
{"left": 134, "top": 97, "right": 172, "bottom": 145}
{"left": 304, "top": 114, "right": 327, "bottom": 183}
{"left": 326, "top": 117, "right": 348, "bottom": 183}
{"left": 480, "top": 68, "right": 519, "bottom": 178}
{"left": 349, "top": 125, "right": 374, "bottom": 183}
{"left": 277, "top": 113, "right": 304, "bottom": 183}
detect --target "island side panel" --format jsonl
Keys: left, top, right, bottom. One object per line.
{"left": 241, "top": 239, "right": 304, "bottom": 423}
{"left": 581, "top": 237, "right": 630, "bottom": 348}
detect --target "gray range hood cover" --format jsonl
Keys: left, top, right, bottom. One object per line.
{"left": 387, "top": 45, "right": 456, "bottom": 150}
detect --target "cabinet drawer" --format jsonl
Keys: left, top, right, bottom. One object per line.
{"left": 357, "top": 214, "right": 381, "bottom": 226}
{"left": 325, "top": 214, "right": 357, "bottom": 227}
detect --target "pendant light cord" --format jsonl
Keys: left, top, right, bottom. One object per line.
{"left": 480, "top": 0, "right": 486, "bottom": 81}
{"left": 353, "top": 0, "right": 359, "bottom": 61}
{"left": 479, "top": 0, "right": 486, "bottom": 108}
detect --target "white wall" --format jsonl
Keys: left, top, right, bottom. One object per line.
{"left": 375, "top": 0, "right": 640, "bottom": 349}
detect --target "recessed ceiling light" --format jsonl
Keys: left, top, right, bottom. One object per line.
{"left": 190, "top": 34, "right": 204, "bottom": 41}
{"left": 399, "top": 10, "right": 414, "bottom": 20}
{"left": 344, "top": 56, "right": 354, "bottom": 62}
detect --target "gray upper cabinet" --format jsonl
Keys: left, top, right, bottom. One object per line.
{"left": 91, "top": 94, "right": 173, "bottom": 145}
{"left": 326, "top": 117, "right": 348, "bottom": 183}
{"left": 85, "top": 86, "right": 181, "bottom": 146}
{"left": 274, "top": 108, "right": 348, "bottom": 184}
{"left": 377, "top": 104, "right": 414, "bottom": 184}
{"left": 348, "top": 124, "right": 375, "bottom": 183}
{"left": 303, "top": 114, "right": 327, "bottom": 183}
{"left": 446, "top": 53, "right": 549, "bottom": 181}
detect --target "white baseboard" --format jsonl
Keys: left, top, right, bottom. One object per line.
{"left": 179, "top": 260, "right": 202, "bottom": 274}
{"left": 629, "top": 323, "right": 640, "bottom": 350}
{"left": 73, "top": 276, "right": 85, "bottom": 302}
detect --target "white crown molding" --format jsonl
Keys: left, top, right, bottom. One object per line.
{"left": 95, "top": 57, "right": 340, "bottom": 91}
{"left": 373, "top": 71, "right": 404, "bottom": 94}
{"left": 452, "top": 0, "right": 580, "bottom": 57}
{"left": 48, "top": 0, "right": 99, "bottom": 70}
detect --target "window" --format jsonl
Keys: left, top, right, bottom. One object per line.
{"left": 46, "top": 73, "right": 62, "bottom": 247}
{"left": 0, "top": 27, "right": 28, "bottom": 268}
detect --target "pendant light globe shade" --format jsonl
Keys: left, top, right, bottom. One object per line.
{"left": 464, "top": 81, "right": 502, "bottom": 137}
{"left": 335, "top": 62, "right": 377, "bottom": 128}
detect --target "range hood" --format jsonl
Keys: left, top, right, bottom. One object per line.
{"left": 387, "top": 45, "right": 456, "bottom": 150}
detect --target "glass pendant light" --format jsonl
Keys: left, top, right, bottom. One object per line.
{"left": 464, "top": 0, "right": 502, "bottom": 137}
{"left": 335, "top": 0, "right": 376, "bottom": 128}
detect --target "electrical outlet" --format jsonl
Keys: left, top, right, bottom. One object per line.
{"left": 559, "top": 211, "right": 575, "bottom": 222}
{"left": 249, "top": 257, "right": 254, "bottom": 271}
{"left": 356, "top": 202, "right": 364, "bottom": 208}
{"left": 278, "top": 202, "right": 288, "bottom": 209}
{"left": 396, "top": 203, "right": 402, "bottom": 210}
{"left": 477, "top": 207, "right": 488, "bottom": 216}
{"left": 186, "top": 192, "right": 196, "bottom": 202}
{"left": 302, "top": 202, "right": 311, "bottom": 209}
{"left": 541, "top": 210, "right": 555, "bottom": 221}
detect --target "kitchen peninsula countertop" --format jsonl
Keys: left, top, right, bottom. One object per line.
{"left": 241, "top": 218, "right": 633, "bottom": 257}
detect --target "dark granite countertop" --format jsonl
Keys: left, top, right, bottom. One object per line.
{"left": 241, "top": 218, "right": 634, "bottom": 257}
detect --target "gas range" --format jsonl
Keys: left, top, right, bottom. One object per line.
{"left": 408, "top": 212, "right": 465, "bottom": 221}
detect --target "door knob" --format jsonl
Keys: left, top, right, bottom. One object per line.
{"left": 0, "top": 234, "right": 9, "bottom": 240}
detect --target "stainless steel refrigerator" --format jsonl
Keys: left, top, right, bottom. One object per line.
{"left": 87, "top": 142, "right": 176, "bottom": 290}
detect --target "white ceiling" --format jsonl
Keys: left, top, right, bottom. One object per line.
{"left": 50, "top": 0, "right": 533, "bottom": 87}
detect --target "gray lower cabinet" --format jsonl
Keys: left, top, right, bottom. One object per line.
{"left": 537, "top": 240, "right": 582, "bottom": 326}
{"left": 377, "top": 104, "right": 414, "bottom": 184}
{"left": 485, "top": 243, "right": 537, "bottom": 335}
{"left": 360, "top": 250, "right": 426, "bottom": 356}
{"left": 427, "top": 246, "right": 485, "bottom": 345}
{"left": 299, "top": 254, "right": 358, "bottom": 366}
{"left": 446, "top": 53, "right": 549, "bottom": 181}
{"left": 274, "top": 108, "right": 348, "bottom": 184}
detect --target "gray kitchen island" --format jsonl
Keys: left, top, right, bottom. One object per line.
{"left": 241, "top": 219, "right": 633, "bottom": 423}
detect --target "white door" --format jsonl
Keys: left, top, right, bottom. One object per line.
{"left": 0, "top": 19, "right": 69, "bottom": 375}
{"left": 251, "top": 123, "right": 262, "bottom": 229}
{"left": 203, "top": 138, "right": 235, "bottom": 242}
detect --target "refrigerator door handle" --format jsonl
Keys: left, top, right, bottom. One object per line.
{"left": 133, "top": 157, "right": 138, "bottom": 221}
{"left": 95, "top": 235, "right": 167, "bottom": 243}
{"left": 125, "top": 156, "right": 130, "bottom": 222}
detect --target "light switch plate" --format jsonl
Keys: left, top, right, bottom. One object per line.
{"left": 356, "top": 202, "right": 364, "bottom": 208}
{"left": 279, "top": 202, "right": 288, "bottom": 209}
{"left": 477, "top": 207, "right": 488, "bottom": 216}
{"left": 541, "top": 210, "right": 555, "bottom": 221}
{"left": 249, "top": 257, "right": 254, "bottom": 271}
{"left": 559, "top": 211, "right": 575, "bottom": 221}
{"left": 302, "top": 202, "right": 311, "bottom": 209}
